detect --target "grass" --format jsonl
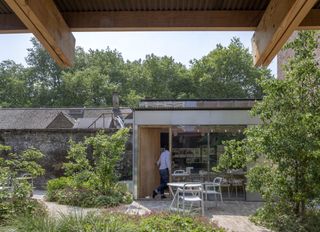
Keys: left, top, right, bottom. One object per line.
{"left": 11, "top": 212, "right": 225, "bottom": 232}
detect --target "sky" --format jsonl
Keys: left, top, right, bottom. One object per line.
{"left": 0, "top": 31, "right": 277, "bottom": 76}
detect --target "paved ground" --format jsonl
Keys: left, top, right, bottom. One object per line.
{"left": 33, "top": 191, "right": 270, "bottom": 232}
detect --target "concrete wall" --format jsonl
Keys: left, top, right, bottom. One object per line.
{"left": 0, "top": 129, "right": 132, "bottom": 188}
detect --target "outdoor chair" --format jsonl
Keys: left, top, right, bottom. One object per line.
{"left": 203, "top": 177, "right": 224, "bottom": 207}
{"left": 0, "top": 175, "right": 13, "bottom": 193}
{"left": 15, "top": 173, "right": 34, "bottom": 197}
{"left": 220, "top": 178, "right": 231, "bottom": 199}
{"left": 171, "top": 183, "right": 204, "bottom": 216}
{"left": 231, "top": 179, "right": 244, "bottom": 198}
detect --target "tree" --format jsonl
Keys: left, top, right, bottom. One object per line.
{"left": 0, "top": 37, "right": 273, "bottom": 107}
{"left": 0, "top": 60, "right": 29, "bottom": 107}
{"left": 190, "top": 38, "right": 272, "bottom": 99}
{"left": 25, "top": 38, "right": 63, "bottom": 106}
{"left": 217, "top": 31, "right": 320, "bottom": 231}
{"left": 140, "top": 54, "right": 192, "bottom": 99}
{"left": 46, "top": 129, "right": 131, "bottom": 207}
{"left": 60, "top": 67, "right": 117, "bottom": 106}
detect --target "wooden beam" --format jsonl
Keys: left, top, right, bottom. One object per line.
{"left": 0, "top": 14, "right": 27, "bottom": 33}
{"left": 299, "top": 9, "right": 320, "bottom": 29}
{"left": 0, "top": 10, "right": 263, "bottom": 33}
{"left": 2, "top": 9, "right": 320, "bottom": 33}
{"left": 63, "top": 11, "right": 263, "bottom": 31}
{"left": 252, "top": 0, "right": 317, "bottom": 66}
{"left": 4, "top": 0, "right": 75, "bottom": 67}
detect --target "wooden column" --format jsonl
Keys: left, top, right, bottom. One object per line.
{"left": 252, "top": 0, "right": 317, "bottom": 66}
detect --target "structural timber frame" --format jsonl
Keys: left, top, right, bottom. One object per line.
{"left": 1, "top": 0, "right": 319, "bottom": 67}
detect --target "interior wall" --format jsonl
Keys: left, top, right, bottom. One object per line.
{"left": 138, "top": 127, "right": 162, "bottom": 198}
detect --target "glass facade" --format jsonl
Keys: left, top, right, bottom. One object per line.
{"left": 171, "top": 125, "right": 245, "bottom": 174}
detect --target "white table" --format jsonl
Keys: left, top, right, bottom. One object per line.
{"left": 167, "top": 182, "right": 201, "bottom": 196}
{"left": 167, "top": 182, "right": 203, "bottom": 211}
{"left": 171, "top": 173, "right": 190, "bottom": 182}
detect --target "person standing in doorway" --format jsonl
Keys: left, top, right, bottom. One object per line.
{"left": 153, "top": 146, "right": 171, "bottom": 199}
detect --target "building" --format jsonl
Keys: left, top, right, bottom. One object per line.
{"left": 0, "top": 98, "right": 262, "bottom": 201}
{"left": 132, "top": 99, "right": 260, "bottom": 201}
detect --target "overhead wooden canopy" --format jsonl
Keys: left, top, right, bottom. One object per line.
{"left": 0, "top": 0, "right": 319, "bottom": 67}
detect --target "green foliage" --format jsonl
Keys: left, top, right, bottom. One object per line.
{"left": 0, "top": 60, "right": 30, "bottom": 107}
{"left": 214, "top": 139, "right": 251, "bottom": 172}
{"left": 46, "top": 129, "right": 132, "bottom": 207}
{"left": 85, "top": 128, "right": 129, "bottom": 194}
{"left": 0, "top": 37, "right": 271, "bottom": 108}
{"left": 190, "top": 38, "right": 272, "bottom": 99}
{"left": 139, "top": 213, "right": 223, "bottom": 232}
{"left": 46, "top": 177, "right": 73, "bottom": 202}
{"left": 219, "top": 31, "right": 320, "bottom": 231}
{"left": 251, "top": 205, "right": 320, "bottom": 232}
{"left": 0, "top": 145, "right": 45, "bottom": 225}
{"left": 13, "top": 212, "right": 224, "bottom": 232}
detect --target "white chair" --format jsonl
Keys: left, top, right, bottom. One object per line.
{"left": 171, "top": 183, "right": 204, "bottom": 216}
{"left": 0, "top": 175, "right": 13, "bottom": 193}
{"left": 204, "top": 177, "right": 223, "bottom": 207}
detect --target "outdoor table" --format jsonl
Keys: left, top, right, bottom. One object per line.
{"left": 167, "top": 182, "right": 201, "bottom": 196}
{"left": 171, "top": 173, "right": 190, "bottom": 182}
{"left": 167, "top": 182, "right": 203, "bottom": 212}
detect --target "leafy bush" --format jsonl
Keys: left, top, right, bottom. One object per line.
{"left": 46, "top": 177, "right": 73, "bottom": 202}
{"left": 251, "top": 204, "right": 320, "bottom": 232}
{"left": 0, "top": 145, "right": 45, "bottom": 225}
{"left": 46, "top": 129, "right": 132, "bottom": 207}
{"left": 14, "top": 212, "right": 225, "bottom": 232}
{"left": 48, "top": 184, "right": 132, "bottom": 208}
{"left": 139, "top": 213, "right": 224, "bottom": 232}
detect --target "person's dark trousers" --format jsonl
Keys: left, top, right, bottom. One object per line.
{"left": 157, "top": 168, "right": 169, "bottom": 195}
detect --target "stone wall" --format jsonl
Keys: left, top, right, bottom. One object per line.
{"left": 277, "top": 31, "right": 320, "bottom": 80}
{"left": 0, "top": 129, "right": 132, "bottom": 188}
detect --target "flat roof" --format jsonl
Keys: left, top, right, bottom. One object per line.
{"left": 140, "top": 98, "right": 261, "bottom": 102}
{"left": 137, "top": 98, "right": 259, "bottom": 110}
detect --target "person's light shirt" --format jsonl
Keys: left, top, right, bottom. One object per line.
{"left": 157, "top": 150, "right": 171, "bottom": 170}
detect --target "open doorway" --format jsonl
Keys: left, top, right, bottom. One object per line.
{"left": 138, "top": 127, "right": 169, "bottom": 198}
{"left": 160, "top": 132, "right": 169, "bottom": 149}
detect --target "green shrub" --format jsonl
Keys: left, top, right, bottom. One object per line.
{"left": 139, "top": 213, "right": 224, "bottom": 232}
{"left": 0, "top": 199, "right": 47, "bottom": 225}
{"left": 15, "top": 213, "right": 57, "bottom": 232}
{"left": 0, "top": 145, "right": 45, "bottom": 225}
{"left": 46, "top": 177, "right": 73, "bottom": 202}
{"left": 250, "top": 204, "right": 320, "bottom": 232}
{"left": 14, "top": 212, "right": 224, "bottom": 232}
{"left": 46, "top": 129, "right": 133, "bottom": 208}
{"left": 52, "top": 187, "right": 132, "bottom": 208}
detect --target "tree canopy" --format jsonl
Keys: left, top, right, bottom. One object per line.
{"left": 216, "top": 31, "right": 320, "bottom": 231}
{"left": 0, "top": 37, "right": 272, "bottom": 108}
